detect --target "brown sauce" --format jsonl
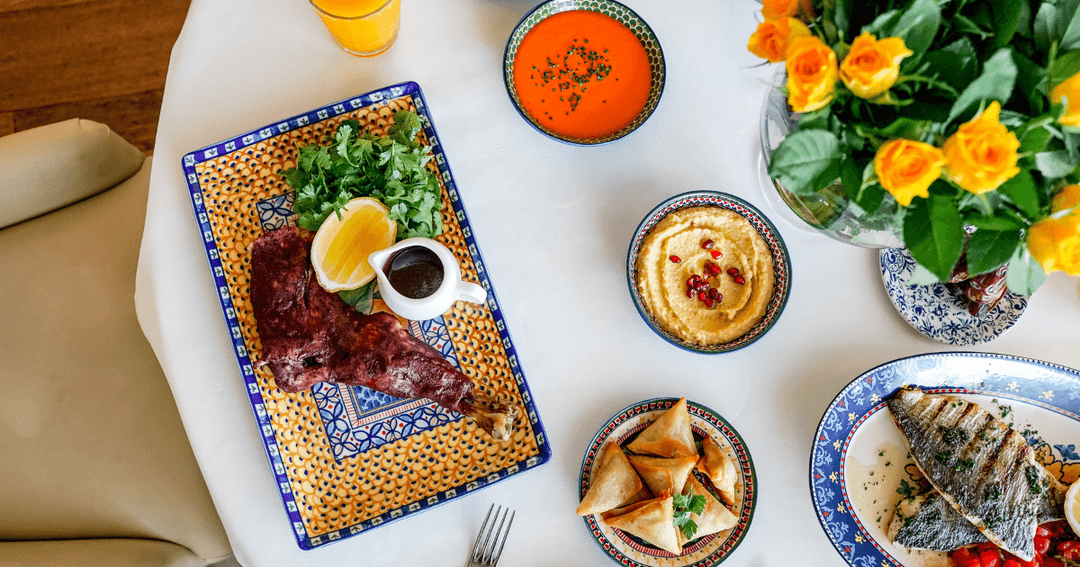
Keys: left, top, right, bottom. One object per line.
{"left": 385, "top": 246, "right": 443, "bottom": 299}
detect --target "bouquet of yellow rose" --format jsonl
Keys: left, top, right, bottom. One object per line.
{"left": 753, "top": 0, "right": 1080, "bottom": 297}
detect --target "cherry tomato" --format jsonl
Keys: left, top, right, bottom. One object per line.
{"left": 1035, "top": 536, "right": 1051, "bottom": 556}
{"left": 954, "top": 547, "right": 981, "bottom": 567}
{"left": 1042, "top": 559, "right": 1064, "bottom": 567}
{"left": 1038, "top": 526, "right": 1052, "bottom": 538}
{"left": 979, "top": 550, "right": 1003, "bottom": 567}
{"left": 1003, "top": 560, "right": 1021, "bottom": 567}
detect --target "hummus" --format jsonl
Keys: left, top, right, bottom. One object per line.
{"left": 636, "top": 206, "right": 774, "bottom": 345}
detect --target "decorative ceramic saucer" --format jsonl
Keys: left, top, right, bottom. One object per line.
{"left": 879, "top": 247, "right": 1027, "bottom": 346}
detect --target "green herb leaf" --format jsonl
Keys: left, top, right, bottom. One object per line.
{"left": 947, "top": 49, "right": 1018, "bottom": 125}
{"left": 768, "top": 130, "right": 841, "bottom": 197}
{"left": 672, "top": 487, "right": 707, "bottom": 541}
{"left": 904, "top": 191, "right": 965, "bottom": 281}
{"left": 281, "top": 110, "right": 442, "bottom": 240}
{"left": 998, "top": 169, "right": 1043, "bottom": 220}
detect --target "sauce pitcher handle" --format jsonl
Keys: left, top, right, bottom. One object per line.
{"left": 456, "top": 281, "right": 487, "bottom": 305}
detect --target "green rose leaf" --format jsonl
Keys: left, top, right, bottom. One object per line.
{"left": 1058, "top": 0, "right": 1080, "bottom": 51}
{"left": 947, "top": 49, "right": 1018, "bottom": 125}
{"left": 1006, "top": 246, "right": 1047, "bottom": 296}
{"left": 990, "top": 0, "right": 1025, "bottom": 48}
{"left": 768, "top": 130, "right": 841, "bottom": 197}
{"left": 889, "top": 0, "right": 942, "bottom": 56}
{"left": 904, "top": 192, "right": 966, "bottom": 281}
{"left": 1050, "top": 50, "right": 1080, "bottom": 91}
{"left": 1020, "top": 123, "right": 1054, "bottom": 155}
{"left": 998, "top": 169, "right": 1044, "bottom": 220}
{"left": 954, "top": 14, "right": 992, "bottom": 40}
{"left": 924, "top": 38, "right": 978, "bottom": 91}
{"left": 1035, "top": 150, "right": 1079, "bottom": 179}
{"left": 965, "top": 219, "right": 1024, "bottom": 275}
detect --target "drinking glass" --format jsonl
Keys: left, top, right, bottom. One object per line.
{"left": 309, "top": 0, "right": 401, "bottom": 57}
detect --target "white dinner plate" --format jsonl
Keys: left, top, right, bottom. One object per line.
{"left": 810, "top": 353, "right": 1080, "bottom": 567}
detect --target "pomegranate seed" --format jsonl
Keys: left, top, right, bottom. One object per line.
{"left": 705, "top": 262, "right": 720, "bottom": 276}
{"left": 697, "top": 291, "right": 707, "bottom": 302}
{"left": 688, "top": 275, "right": 701, "bottom": 287}
{"left": 710, "top": 250, "right": 723, "bottom": 259}
{"left": 734, "top": 275, "right": 746, "bottom": 285}
{"left": 701, "top": 239, "right": 714, "bottom": 249}
{"left": 686, "top": 286, "right": 694, "bottom": 298}
{"left": 708, "top": 288, "right": 719, "bottom": 300}
{"left": 703, "top": 298, "right": 714, "bottom": 308}
{"left": 727, "top": 267, "right": 740, "bottom": 276}
{"left": 715, "top": 292, "right": 723, "bottom": 304}
{"left": 670, "top": 255, "right": 681, "bottom": 263}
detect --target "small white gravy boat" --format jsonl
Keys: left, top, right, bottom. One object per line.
{"left": 367, "top": 237, "right": 487, "bottom": 321}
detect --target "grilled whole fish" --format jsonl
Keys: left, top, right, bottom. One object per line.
{"left": 887, "top": 388, "right": 1056, "bottom": 561}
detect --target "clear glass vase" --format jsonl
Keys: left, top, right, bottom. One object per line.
{"left": 758, "top": 70, "right": 903, "bottom": 249}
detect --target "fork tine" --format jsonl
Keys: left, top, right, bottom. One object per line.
{"left": 480, "top": 506, "right": 506, "bottom": 562}
{"left": 470, "top": 504, "right": 495, "bottom": 560}
{"left": 489, "top": 510, "right": 514, "bottom": 567}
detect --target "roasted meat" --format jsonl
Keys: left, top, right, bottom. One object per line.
{"left": 249, "top": 227, "right": 517, "bottom": 441}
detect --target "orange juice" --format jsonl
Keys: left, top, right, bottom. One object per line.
{"left": 310, "top": 0, "right": 401, "bottom": 57}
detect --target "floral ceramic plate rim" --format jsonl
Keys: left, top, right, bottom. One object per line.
{"left": 809, "top": 352, "right": 1080, "bottom": 567}
{"left": 501, "top": 0, "right": 666, "bottom": 145}
{"left": 626, "top": 191, "right": 792, "bottom": 354}
{"left": 579, "top": 398, "right": 757, "bottom": 567}
{"left": 880, "top": 247, "right": 1028, "bottom": 346}
{"left": 181, "top": 81, "right": 550, "bottom": 550}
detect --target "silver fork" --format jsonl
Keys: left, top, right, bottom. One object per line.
{"left": 467, "top": 504, "right": 515, "bottom": 567}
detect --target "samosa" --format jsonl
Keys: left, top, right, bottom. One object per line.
{"left": 603, "top": 495, "right": 682, "bottom": 555}
{"left": 576, "top": 442, "right": 644, "bottom": 515}
{"left": 676, "top": 476, "right": 739, "bottom": 547}
{"left": 625, "top": 397, "right": 697, "bottom": 458}
{"left": 626, "top": 454, "right": 698, "bottom": 496}
{"left": 698, "top": 436, "right": 738, "bottom": 505}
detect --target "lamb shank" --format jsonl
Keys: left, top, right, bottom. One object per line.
{"left": 249, "top": 227, "right": 517, "bottom": 442}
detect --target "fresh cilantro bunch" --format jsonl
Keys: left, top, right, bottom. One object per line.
{"left": 672, "top": 487, "right": 707, "bottom": 540}
{"left": 282, "top": 110, "right": 443, "bottom": 239}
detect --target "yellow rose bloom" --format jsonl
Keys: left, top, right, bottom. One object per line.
{"left": 748, "top": 18, "right": 812, "bottom": 63}
{"left": 1028, "top": 185, "right": 1080, "bottom": 275}
{"left": 1050, "top": 70, "right": 1080, "bottom": 128}
{"left": 761, "top": 0, "right": 798, "bottom": 20}
{"left": 942, "top": 101, "right": 1021, "bottom": 194}
{"left": 785, "top": 36, "right": 838, "bottom": 113}
{"left": 839, "top": 33, "right": 913, "bottom": 99}
{"left": 874, "top": 138, "right": 946, "bottom": 207}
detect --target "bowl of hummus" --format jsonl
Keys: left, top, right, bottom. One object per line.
{"left": 627, "top": 191, "right": 791, "bottom": 353}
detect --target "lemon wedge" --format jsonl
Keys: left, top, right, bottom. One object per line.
{"left": 1066, "top": 480, "right": 1080, "bottom": 538}
{"left": 311, "top": 197, "right": 397, "bottom": 292}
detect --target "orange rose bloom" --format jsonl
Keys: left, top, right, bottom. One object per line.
{"left": 785, "top": 36, "right": 838, "bottom": 113}
{"left": 874, "top": 138, "right": 946, "bottom": 207}
{"left": 1028, "top": 185, "right": 1080, "bottom": 275}
{"left": 748, "top": 18, "right": 812, "bottom": 63}
{"left": 1050, "top": 70, "right": 1080, "bottom": 128}
{"left": 761, "top": 0, "right": 798, "bottom": 20}
{"left": 942, "top": 102, "right": 1021, "bottom": 194}
{"left": 839, "top": 33, "right": 913, "bottom": 99}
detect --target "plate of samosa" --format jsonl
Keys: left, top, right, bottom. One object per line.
{"left": 577, "top": 397, "right": 757, "bottom": 566}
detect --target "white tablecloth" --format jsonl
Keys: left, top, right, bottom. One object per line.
{"left": 134, "top": 0, "right": 1080, "bottom": 565}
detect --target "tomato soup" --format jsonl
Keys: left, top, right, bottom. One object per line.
{"left": 511, "top": 10, "right": 652, "bottom": 140}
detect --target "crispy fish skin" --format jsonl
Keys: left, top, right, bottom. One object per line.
{"left": 887, "top": 388, "right": 1053, "bottom": 561}
{"left": 891, "top": 493, "right": 987, "bottom": 551}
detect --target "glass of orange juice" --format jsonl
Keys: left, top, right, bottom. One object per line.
{"left": 309, "top": 0, "right": 401, "bottom": 57}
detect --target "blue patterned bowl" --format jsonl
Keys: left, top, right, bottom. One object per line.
{"left": 626, "top": 191, "right": 792, "bottom": 354}
{"left": 502, "top": 0, "right": 666, "bottom": 145}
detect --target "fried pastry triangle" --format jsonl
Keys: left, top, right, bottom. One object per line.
{"left": 698, "top": 436, "right": 738, "bottom": 505}
{"left": 625, "top": 397, "right": 698, "bottom": 458}
{"left": 676, "top": 475, "right": 739, "bottom": 547}
{"left": 626, "top": 454, "right": 698, "bottom": 496}
{"left": 603, "top": 495, "right": 682, "bottom": 555}
{"left": 576, "top": 442, "right": 645, "bottom": 516}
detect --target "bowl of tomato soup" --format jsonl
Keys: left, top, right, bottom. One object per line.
{"left": 504, "top": 0, "right": 665, "bottom": 145}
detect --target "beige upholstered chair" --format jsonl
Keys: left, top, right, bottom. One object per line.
{"left": 0, "top": 119, "right": 232, "bottom": 567}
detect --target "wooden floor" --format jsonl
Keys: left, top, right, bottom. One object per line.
{"left": 0, "top": 0, "right": 191, "bottom": 154}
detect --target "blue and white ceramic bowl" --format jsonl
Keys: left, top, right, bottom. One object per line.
{"left": 626, "top": 191, "right": 791, "bottom": 354}
{"left": 879, "top": 247, "right": 1027, "bottom": 346}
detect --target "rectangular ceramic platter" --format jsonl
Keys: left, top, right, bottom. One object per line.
{"left": 182, "top": 81, "right": 551, "bottom": 550}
